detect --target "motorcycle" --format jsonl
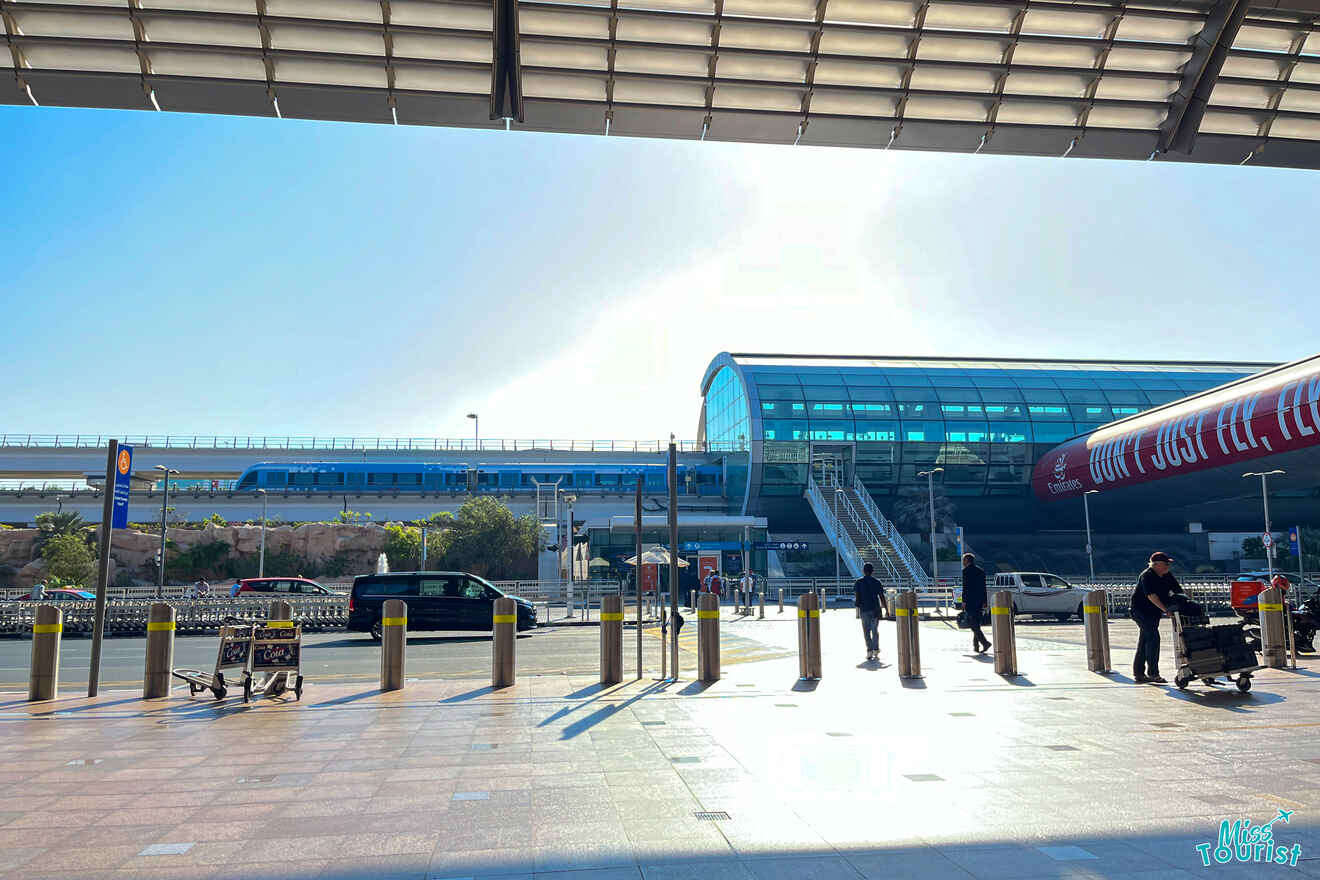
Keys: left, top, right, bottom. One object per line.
{"left": 1241, "top": 591, "right": 1319, "bottom": 654}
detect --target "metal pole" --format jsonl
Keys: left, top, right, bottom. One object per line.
{"left": 927, "top": 471, "right": 937, "bottom": 587}
{"left": 833, "top": 488, "right": 840, "bottom": 595}
{"left": 1261, "top": 473, "right": 1275, "bottom": 581}
{"left": 421, "top": 525, "right": 428, "bottom": 568}
{"left": 635, "top": 476, "right": 643, "bottom": 679}
{"left": 474, "top": 415, "right": 479, "bottom": 449}
{"left": 88, "top": 440, "right": 117, "bottom": 698}
{"left": 1083, "top": 491, "right": 1096, "bottom": 584}
{"left": 566, "top": 499, "right": 574, "bottom": 618}
{"left": 258, "top": 490, "right": 268, "bottom": 577}
{"left": 668, "top": 439, "right": 679, "bottom": 680}
{"left": 157, "top": 477, "right": 169, "bottom": 598}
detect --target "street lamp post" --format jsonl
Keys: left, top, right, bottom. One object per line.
{"left": 1243, "top": 470, "right": 1286, "bottom": 580}
{"left": 1082, "top": 489, "right": 1099, "bottom": 584}
{"left": 466, "top": 412, "right": 479, "bottom": 450}
{"left": 917, "top": 468, "right": 943, "bottom": 588}
{"left": 563, "top": 494, "right": 577, "bottom": 618}
{"left": 153, "top": 464, "right": 179, "bottom": 598}
{"left": 256, "top": 488, "right": 268, "bottom": 577}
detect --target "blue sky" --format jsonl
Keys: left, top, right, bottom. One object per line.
{"left": 3, "top": 103, "right": 1318, "bottom": 443}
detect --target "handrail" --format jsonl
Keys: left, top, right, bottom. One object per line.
{"left": 0, "top": 434, "right": 743, "bottom": 454}
{"left": 852, "top": 473, "right": 929, "bottom": 583}
{"left": 834, "top": 489, "right": 901, "bottom": 582}
{"left": 805, "top": 475, "right": 865, "bottom": 578}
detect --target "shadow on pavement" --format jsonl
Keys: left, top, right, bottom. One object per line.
{"left": 899, "top": 677, "right": 927, "bottom": 689}
{"left": 440, "top": 686, "right": 495, "bottom": 703}
{"left": 791, "top": 679, "right": 819, "bottom": 692}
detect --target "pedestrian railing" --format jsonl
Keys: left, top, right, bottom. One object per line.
{"left": 0, "top": 597, "right": 348, "bottom": 637}
{"left": 0, "top": 434, "right": 725, "bottom": 453}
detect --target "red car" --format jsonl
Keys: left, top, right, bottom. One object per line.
{"left": 234, "top": 577, "right": 335, "bottom": 596}
{"left": 19, "top": 589, "right": 96, "bottom": 601}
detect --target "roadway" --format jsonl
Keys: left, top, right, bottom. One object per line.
{"left": 0, "top": 618, "right": 797, "bottom": 690}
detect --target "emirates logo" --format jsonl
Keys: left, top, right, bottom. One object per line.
{"left": 1053, "top": 453, "right": 1067, "bottom": 481}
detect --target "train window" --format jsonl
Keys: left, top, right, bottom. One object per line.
{"left": 398, "top": 473, "right": 421, "bottom": 486}
{"left": 290, "top": 472, "right": 314, "bottom": 486}
{"left": 368, "top": 472, "right": 393, "bottom": 486}
{"left": 596, "top": 473, "right": 619, "bottom": 487}
{"left": 264, "top": 471, "right": 287, "bottom": 487}
{"left": 315, "top": 473, "right": 343, "bottom": 486}
{"left": 345, "top": 471, "right": 365, "bottom": 486}
{"left": 237, "top": 472, "right": 258, "bottom": 490}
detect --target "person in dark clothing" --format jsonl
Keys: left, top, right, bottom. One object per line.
{"left": 961, "top": 553, "right": 990, "bottom": 653}
{"left": 854, "top": 563, "right": 890, "bottom": 662}
{"left": 1130, "top": 551, "right": 1184, "bottom": 684}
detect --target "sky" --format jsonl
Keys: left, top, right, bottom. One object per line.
{"left": 4, "top": 103, "right": 1320, "bottom": 445}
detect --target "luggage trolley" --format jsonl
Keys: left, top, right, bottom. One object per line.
{"left": 245, "top": 621, "right": 304, "bottom": 702}
{"left": 1171, "top": 606, "right": 1261, "bottom": 693}
{"left": 171, "top": 623, "right": 253, "bottom": 700}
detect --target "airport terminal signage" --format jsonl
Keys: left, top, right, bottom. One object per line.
{"left": 110, "top": 444, "right": 134, "bottom": 529}
{"left": 1032, "top": 359, "right": 1320, "bottom": 501}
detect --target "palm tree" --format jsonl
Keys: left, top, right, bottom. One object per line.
{"left": 35, "top": 511, "right": 87, "bottom": 538}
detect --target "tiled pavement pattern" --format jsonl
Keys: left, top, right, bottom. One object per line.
{"left": 3, "top": 613, "right": 1320, "bottom": 880}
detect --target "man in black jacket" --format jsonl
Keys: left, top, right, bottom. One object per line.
{"left": 854, "top": 563, "right": 890, "bottom": 662}
{"left": 1130, "top": 551, "right": 1184, "bottom": 684}
{"left": 961, "top": 553, "right": 990, "bottom": 653}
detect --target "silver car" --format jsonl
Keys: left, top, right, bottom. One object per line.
{"left": 991, "top": 572, "right": 1089, "bottom": 621}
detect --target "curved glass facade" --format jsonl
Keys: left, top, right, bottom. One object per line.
{"left": 703, "top": 366, "right": 751, "bottom": 452}
{"left": 701, "top": 355, "right": 1265, "bottom": 515}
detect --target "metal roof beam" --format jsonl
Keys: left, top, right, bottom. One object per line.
{"left": 1158, "top": 0, "right": 1250, "bottom": 154}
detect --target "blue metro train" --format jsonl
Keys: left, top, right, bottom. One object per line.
{"left": 234, "top": 461, "right": 724, "bottom": 495}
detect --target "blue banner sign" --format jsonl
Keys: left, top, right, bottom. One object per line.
{"left": 111, "top": 444, "right": 134, "bottom": 529}
{"left": 1290, "top": 526, "right": 1301, "bottom": 557}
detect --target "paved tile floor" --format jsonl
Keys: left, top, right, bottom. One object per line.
{"left": 2, "top": 612, "right": 1319, "bottom": 879}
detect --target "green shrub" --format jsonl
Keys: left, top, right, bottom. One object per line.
{"left": 41, "top": 533, "right": 95, "bottom": 586}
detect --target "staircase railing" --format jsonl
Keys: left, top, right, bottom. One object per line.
{"left": 851, "top": 473, "right": 930, "bottom": 585}
{"left": 835, "top": 488, "right": 901, "bottom": 582}
{"left": 805, "top": 474, "right": 864, "bottom": 578}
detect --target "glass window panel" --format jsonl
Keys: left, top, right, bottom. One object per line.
{"left": 891, "top": 386, "right": 939, "bottom": 401}
{"left": 855, "top": 423, "right": 898, "bottom": 441}
{"left": 971, "top": 374, "right": 1018, "bottom": 387}
{"left": 1031, "top": 423, "right": 1080, "bottom": 443}
{"left": 1012, "top": 376, "right": 1060, "bottom": 389}
{"left": 762, "top": 419, "right": 807, "bottom": 441}
{"left": 900, "top": 421, "right": 945, "bottom": 442}
{"left": 935, "top": 387, "right": 983, "bottom": 402}
{"left": 1022, "top": 388, "right": 1066, "bottom": 403}
{"left": 806, "top": 420, "right": 854, "bottom": 440}
{"left": 1062, "top": 389, "right": 1107, "bottom": 404}
{"left": 754, "top": 383, "right": 804, "bottom": 399}
{"left": 987, "top": 422, "right": 1032, "bottom": 443}
{"left": 846, "top": 386, "right": 896, "bottom": 401}
{"left": 852, "top": 402, "right": 897, "bottom": 417}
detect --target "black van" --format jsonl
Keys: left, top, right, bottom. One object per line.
{"left": 348, "top": 571, "right": 537, "bottom": 639}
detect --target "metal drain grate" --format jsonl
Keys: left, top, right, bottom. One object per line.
{"left": 694, "top": 811, "right": 730, "bottom": 821}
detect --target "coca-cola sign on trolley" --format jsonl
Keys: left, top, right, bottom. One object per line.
{"left": 1032, "top": 356, "right": 1320, "bottom": 502}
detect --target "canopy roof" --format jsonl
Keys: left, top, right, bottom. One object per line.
{"left": 6, "top": 0, "right": 1320, "bottom": 167}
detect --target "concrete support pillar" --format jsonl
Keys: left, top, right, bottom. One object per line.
{"left": 1083, "top": 589, "right": 1111, "bottom": 674}
{"left": 1259, "top": 586, "right": 1288, "bottom": 669}
{"left": 895, "top": 590, "right": 921, "bottom": 679}
{"left": 991, "top": 590, "right": 1018, "bottom": 677}
{"left": 492, "top": 596, "right": 516, "bottom": 688}
{"left": 28, "top": 605, "right": 62, "bottom": 702}
{"left": 796, "top": 592, "right": 822, "bottom": 680}
{"left": 697, "top": 593, "right": 720, "bottom": 683}
{"left": 380, "top": 598, "right": 407, "bottom": 691}
{"left": 143, "top": 602, "right": 176, "bottom": 698}
{"left": 600, "top": 594, "right": 623, "bottom": 685}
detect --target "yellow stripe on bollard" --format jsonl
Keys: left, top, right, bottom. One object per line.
{"left": 493, "top": 614, "right": 517, "bottom": 624}
{"left": 796, "top": 609, "right": 821, "bottom": 618}
{"left": 600, "top": 612, "right": 624, "bottom": 621}
{"left": 894, "top": 608, "right": 913, "bottom": 616}
{"left": 265, "top": 620, "right": 294, "bottom": 628}
{"left": 382, "top": 617, "right": 407, "bottom": 626}
{"left": 33, "top": 623, "right": 62, "bottom": 634}
{"left": 146, "top": 621, "right": 176, "bottom": 631}
{"left": 1083, "top": 605, "right": 1101, "bottom": 613}
{"left": 1259, "top": 603, "right": 1285, "bottom": 612}
{"left": 697, "top": 610, "right": 721, "bottom": 619}
{"left": 991, "top": 607, "right": 1011, "bottom": 615}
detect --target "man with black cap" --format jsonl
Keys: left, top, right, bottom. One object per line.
{"left": 1130, "top": 551, "right": 1184, "bottom": 684}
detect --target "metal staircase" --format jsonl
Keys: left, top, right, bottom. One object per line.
{"left": 805, "top": 471, "right": 929, "bottom": 588}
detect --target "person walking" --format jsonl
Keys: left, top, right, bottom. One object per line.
{"left": 1130, "top": 551, "right": 1184, "bottom": 684}
{"left": 230, "top": 579, "right": 243, "bottom": 598}
{"left": 961, "top": 553, "right": 990, "bottom": 654}
{"left": 30, "top": 581, "right": 46, "bottom": 602}
{"left": 708, "top": 570, "right": 723, "bottom": 603}
{"left": 739, "top": 569, "right": 755, "bottom": 613}
{"left": 853, "top": 563, "right": 890, "bottom": 662}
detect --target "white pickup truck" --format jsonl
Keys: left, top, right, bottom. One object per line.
{"left": 990, "top": 572, "right": 1090, "bottom": 621}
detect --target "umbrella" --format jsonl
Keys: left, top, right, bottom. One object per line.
{"left": 623, "top": 547, "right": 689, "bottom": 568}
{"left": 588, "top": 557, "right": 612, "bottom": 568}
